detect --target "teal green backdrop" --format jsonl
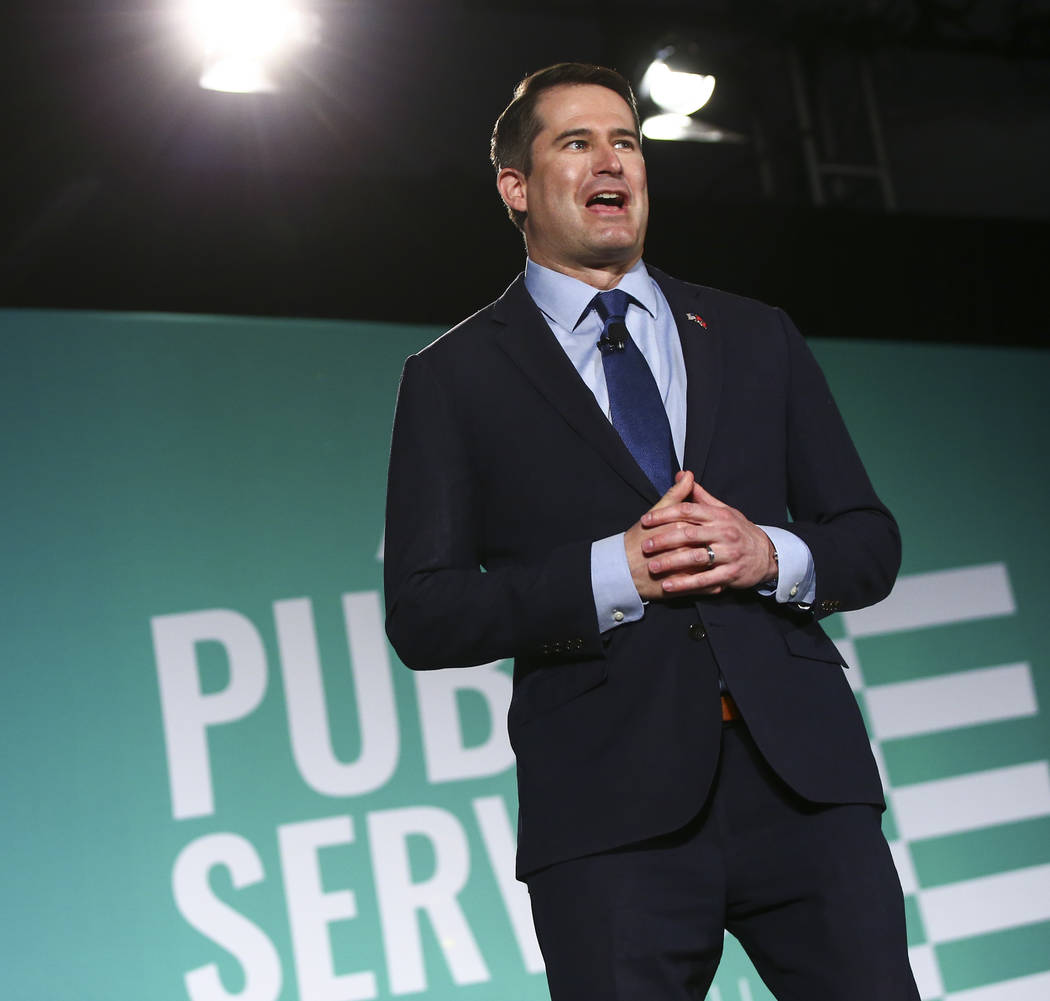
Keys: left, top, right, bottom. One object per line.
{"left": 2, "top": 308, "right": 1048, "bottom": 1001}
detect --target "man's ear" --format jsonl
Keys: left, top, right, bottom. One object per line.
{"left": 496, "top": 167, "right": 527, "bottom": 215}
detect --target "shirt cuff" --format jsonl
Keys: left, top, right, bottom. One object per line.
{"left": 591, "top": 533, "right": 645, "bottom": 633}
{"left": 756, "top": 526, "right": 816, "bottom": 606}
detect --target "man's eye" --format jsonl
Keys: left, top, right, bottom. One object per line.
{"left": 615, "top": 140, "right": 635, "bottom": 150}
{"left": 566, "top": 139, "right": 588, "bottom": 150}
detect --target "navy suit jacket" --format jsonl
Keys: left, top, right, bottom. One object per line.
{"left": 385, "top": 267, "right": 899, "bottom": 878}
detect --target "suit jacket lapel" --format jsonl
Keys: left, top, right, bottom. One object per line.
{"left": 491, "top": 275, "right": 659, "bottom": 502}
{"left": 650, "top": 268, "right": 723, "bottom": 479}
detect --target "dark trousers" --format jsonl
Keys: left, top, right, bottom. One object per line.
{"left": 527, "top": 720, "right": 920, "bottom": 1001}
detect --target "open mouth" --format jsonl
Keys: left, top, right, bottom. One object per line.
{"left": 586, "top": 192, "right": 627, "bottom": 210}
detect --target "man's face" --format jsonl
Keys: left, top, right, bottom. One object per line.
{"left": 499, "top": 84, "right": 649, "bottom": 282}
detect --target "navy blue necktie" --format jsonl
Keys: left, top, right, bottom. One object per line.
{"left": 593, "top": 289, "right": 678, "bottom": 494}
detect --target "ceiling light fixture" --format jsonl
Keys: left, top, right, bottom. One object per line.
{"left": 639, "top": 45, "right": 716, "bottom": 117}
{"left": 188, "top": 0, "right": 320, "bottom": 94}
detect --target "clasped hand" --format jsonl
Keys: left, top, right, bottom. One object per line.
{"left": 625, "top": 470, "right": 778, "bottom": 601}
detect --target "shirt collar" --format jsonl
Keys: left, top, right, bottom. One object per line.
{"left": 524, "top": 258, "right": 658, "bottom": 331}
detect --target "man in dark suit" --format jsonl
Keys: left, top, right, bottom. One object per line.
{"left": 385, "top": 62, "right": 919, "bottom": 1000}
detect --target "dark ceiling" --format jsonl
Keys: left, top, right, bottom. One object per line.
{"left": 2, "top": 0, "right": 1049, "bottom": 346}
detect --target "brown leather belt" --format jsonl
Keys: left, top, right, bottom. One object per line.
{"left": 720, "top": 693, "right": 741, "bottom": 723}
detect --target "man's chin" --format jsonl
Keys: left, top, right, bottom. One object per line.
{"left": 590, "top": 222, "right": 644, "bottom": 252}
{"left": 581, "top": 238, "right": 644, "bottom": 269}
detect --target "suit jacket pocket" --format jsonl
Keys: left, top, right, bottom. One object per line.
{"left": 510, "top": 661, "right": 608, "bottom": 726}
{"left": 782, "top": 620, "right": 848, "bottom": 667}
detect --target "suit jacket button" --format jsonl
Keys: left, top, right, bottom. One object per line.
{"left": 688, "top": 623, "right": 707, "bottom": 641}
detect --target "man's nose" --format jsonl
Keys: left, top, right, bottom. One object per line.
{"left": 592, "top": 144, "right": 624, "bottom": 173}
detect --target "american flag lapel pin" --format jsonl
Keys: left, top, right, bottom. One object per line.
{"left": 686, "top": 312, "right": 708, "bottom": 329}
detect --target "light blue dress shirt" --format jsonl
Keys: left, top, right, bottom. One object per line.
{"left": 523, "top": 258, "right": 817, "bottom": 633}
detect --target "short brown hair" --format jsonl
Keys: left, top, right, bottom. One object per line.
{"left": 490, "top": 62, "right": 641, "bottom": 231}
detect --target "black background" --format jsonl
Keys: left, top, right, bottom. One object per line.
{"left": 3, "top": 0, "right": 1048, "bottom": 345}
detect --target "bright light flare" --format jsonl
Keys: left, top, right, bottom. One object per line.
{"left": 640, "top": 60, "right": 716, "bottom": 116}
{"left": 187, "top": 0, "right": 319, "bottom": 93}
{"left": 199, "top": 57, "right": 278, "bottom": 94}
{"left": 641, "top": 113, "right": 693, "bottom": 141}
{"left": 641, "top": 114, "right": 741, "bottom": 144}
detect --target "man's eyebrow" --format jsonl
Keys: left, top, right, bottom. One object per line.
{"left": 551, "top": 127, "right": 592, "bottom": 144}
{"left": 550, "top": 126, "right": 640, "bottom": 144}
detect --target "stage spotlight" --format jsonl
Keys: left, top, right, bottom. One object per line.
{"left": 189, "top": 0, "right": 319, "bottom": 93}
{"left": 639, "top": 46, "right": 716, "bottom": 117}
{"left": 638, "top": 43, "right": 746, "bottom": 144}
